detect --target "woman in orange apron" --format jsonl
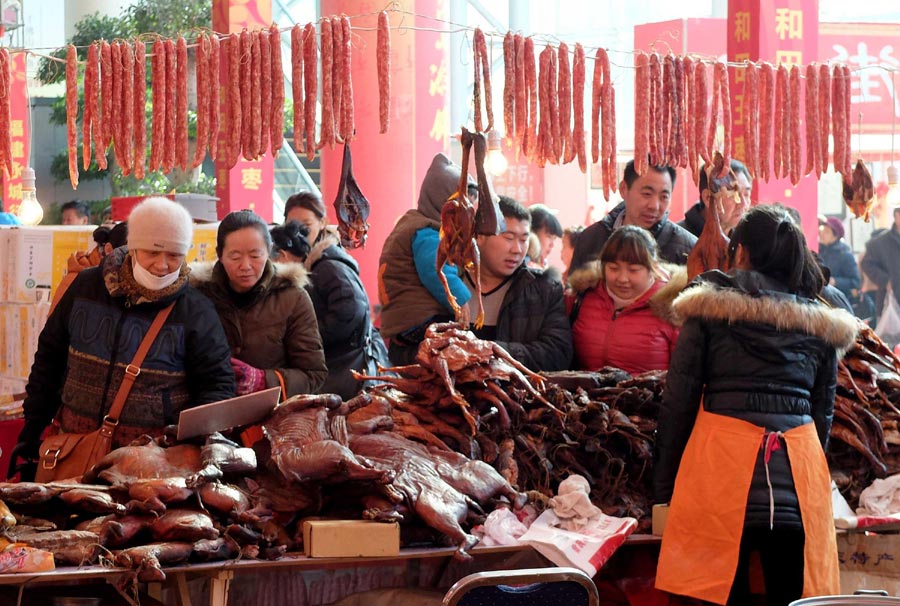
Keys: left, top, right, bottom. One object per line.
{"left": 653, "top": 205, "right": 859, "bottom": 606}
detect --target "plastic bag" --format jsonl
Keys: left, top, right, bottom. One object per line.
{"left": 876, "top": 290, "right": 900, "bottom": 347}
{"left": 519, "top": 508, "right": 637, "bottom": 576}
{"left": 478, "top": 508, "right": 529, "bottom": 546}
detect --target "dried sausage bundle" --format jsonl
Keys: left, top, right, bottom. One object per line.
{"left": 91, "top": 42, "right": 106, "bottom": 170}
{"left": 249, "top": 30, "right": 262, "bottom": 160}
{"left": 648, "top": 53, "right": 662, "bottom": 166}
{"left": 290, "top": 24, "right": 303, "bottom": 155}
{"left": 841, "top": 65, "right": 852, "bottom": 178}
{"left": 207, "top": 34, "right": 220, "bottom": 162}
{"left": 100, "top": 41, "right": 113, "bottom": 160}
{"left": 672, "top": 56, "right": 685, "bottom": 168}
{"left": 65, "top": 44, "right": 79, "bottom": 189}
{"left": 773, "top": 63, "right": 787, "bottom": 180}
{"left": 259, "top": 29, "right": 271, "bottom": 158}
{"left": 716, "top": 61, "right": 731, "bottom": 177}
{"left": 303, "top": 22, "right": 317, "bottom": 161}
{"left": 744, "top": 62, "right": 759, "bottom": 179}
{"left": 818, "top": 63, "right": 831, "bottom": 175}
{"left": 572, "top": 43, "right": 586, "bottom": 173}
{"left": 662, "top": 55, "right": 674, "bottom": 165}
{"left": 227, "top": 34, "right": 242, "bottom": 168}
{"left": 633, "top": 52, "right": 650, "bottom": 176}
{"left": 331, "top": 16, "right": 344, "bottom": 142}
{"left": 377, "top": 11, "right": 391, "bottom": 134}
{"left": 149, "top": 39, "right": 166, "bottom": 173}
{"left": 110, "top": 42, "right": 123, "bottom": 170}
{"left": 503, "top": 32, "right": 515, "bottom": 141}
{"left": 339, "top": 16, "right": 355, "bottom": 143}
{"left": 684, "top": 56, "right": 697, "bottom": 184}
{"left": 82, "top": 43, "right": 99, "bottom": 172}
{"left": 693, "top": 61, "right": 709, "bottom": 166}
{"left": 120, "top": 40, "right": 135, "bottom": 176}
{"left": 789, "top": 64, "right": 801, "bottom": 185}
{"left": 522, "top": 37, "right": 537, "bottom": 162}
{"left": 592, "top": 48, "right": 608, "bottom": 165}
{"left": 268, "top": 25, "right": 282, "bottom": 157}
{"left": 133, "top": 39, "right": 147, "bottom": 180}
{"left": 536, "top": 45, "right": 552, "bottom": 167}
{"left": 548, "top": 46, "right": 560, "bottom": 164}
{"left": 191, "top": 34, "right": 210, "bottom": 169}
{"left": 598, "top": 49, "right": 615, "bottom": 199}
{"left": 513, "top": 34, "right": 526, "bottom": 153}
{"left": 759, "top": 62, "right": 774, "bottom": 183}
{"left": 558, "top": 43, "right": 575, "bottom": 164}
{"left": 163, "top": 37, "right": 176, "bottom": 173}
{"left": 319, "top": 19, "right": 335, "bottom": 149}
{"left": 239, "top": 30, "right": 252, "bottom": 160}
{"left": 472, "top": 28, "right": 493, "bottom": 133}
{"left": 804, "top": 64, "right": 819, "bottom": 178}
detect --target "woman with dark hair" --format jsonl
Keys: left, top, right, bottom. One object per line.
{"left": 654, "top": 204, "right": 858, "bottom": 606}
{"left": 285, "top": 191, "right": 387, "bottom": 399}
{"left": 568, "top": 226, "right": 685, "bottom": 373}
{"left": 192, "top": 210, "right": 327, "bottom": 398}
{"left": 270, "top": 220, "right": 312, "bottom": 264}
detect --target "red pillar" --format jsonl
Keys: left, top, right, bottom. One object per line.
{"left": 318, "top": 0, "right": 449, "bottom": 303}
{"left": 728, "top": 0, "right": 819, "bottom": 246}
{"left": 212, "top": 0, "right": 275, "bottom": 222}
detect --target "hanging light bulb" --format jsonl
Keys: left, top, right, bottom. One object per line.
{"left": 485, "top": 130, "right": 508, "bottom": 177}
{"left": 888, "top": 166, "right": 900, "bottom": 208}
{"left": 16, "top": 167, "right": 43, "bottom": 226}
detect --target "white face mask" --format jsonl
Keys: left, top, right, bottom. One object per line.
{"left": 132, "top": 256, "right": 181, "bottom": 291}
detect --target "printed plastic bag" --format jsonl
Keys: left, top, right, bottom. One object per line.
{"left": 518, "top": 508, "right": 637, "bottom": 576}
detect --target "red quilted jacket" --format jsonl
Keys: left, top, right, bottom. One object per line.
{"left": 568, "top": 264, "right": 686, "bottom": 374}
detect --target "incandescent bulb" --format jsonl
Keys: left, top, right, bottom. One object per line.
{"left": 16, "top": 167, "right": 43, "bottom": 226}
{"left": 485, "top": 130, "right": 508, "bottom": 177}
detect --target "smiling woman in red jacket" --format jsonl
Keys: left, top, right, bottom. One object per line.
{"left": 568, "top": 226, "right": 686, "bottom": 374}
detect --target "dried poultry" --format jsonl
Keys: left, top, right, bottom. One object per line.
{"left": 332, "top": 143, "right": 370, "bottom": 248}
{"left": 472, "top": 130, "right": 505, "bottom": 236}
{"left": 686, "top": 151, "right": 735, "bottom": 281}
{"left": 437, "top": 128, "right": 482, "bottom": 327}
{"left": 842, "top": 159, "right": 875, "bottom": 221}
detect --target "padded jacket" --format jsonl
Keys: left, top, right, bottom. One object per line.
{"left": 653, "top": 270, "right": 858, "bottom": 529}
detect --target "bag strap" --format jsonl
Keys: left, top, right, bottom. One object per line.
{"left": 106, "top": 302, "right": 176, "bottom": 423}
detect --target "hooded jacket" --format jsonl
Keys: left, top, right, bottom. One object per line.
{"left": 653, "top": 270, "right": 858, "bottom": 529}
{"left": 304, "top": 230, "right": 384, "bottom": 399}
{"left": 379, "top": 153, "right": 477, "bottom": 340}
{"left": 568, "top": 263, "right": 687, "bottom": 374}
{"left": 20, "top": 247, "right": 235, "bottom": 452}
{"left": 192, "top": 260, "right": 327, "bottom": 397}
{"left": 568, "top": 202, "right": 698, "bottom": 273}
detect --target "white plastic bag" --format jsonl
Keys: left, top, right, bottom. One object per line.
{"left": 518, "top": 508, "right": 637, "bottom": 576}
{"left": 478, "top": 508, "right": 529, "bottom": 546}
{"left": 876, "top": 289, "right": 900, "bottom": 346}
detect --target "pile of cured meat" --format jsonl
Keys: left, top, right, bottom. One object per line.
{"left": 826, "top": 323, "right": 900, "bottom": 507}
{"left": 56, "top": 12, "right": 395, "bottom": 190}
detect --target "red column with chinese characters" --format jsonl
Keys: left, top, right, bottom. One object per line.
{"left": 3, "top": 52, "right": 29, "bottom": 215}
{"left": 212, "top": 0, "right": 275, "bottom": 222}
{"left": 317, "top": 0, "right": 448, "bottom": 305}
{"left": 728, "top": 0, "right": 819, "bottom": 246}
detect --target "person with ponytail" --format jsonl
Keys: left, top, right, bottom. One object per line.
{"left": 653, "top": 204, "right": 859, "bottom": 606}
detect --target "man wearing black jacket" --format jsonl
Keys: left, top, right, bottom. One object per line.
{"left": 568, "top": 160, "right": 697, "bottom": 273}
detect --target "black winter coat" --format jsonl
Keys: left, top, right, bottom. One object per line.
{"left": 21, "top": 249, "right": 235, "bottom": 453}
{"left": 861, "top": 227, "right": 900, "bottom": 312}
{"left": 569, "top": 202, "right": 697, "bottom": 273}
{"left": 305, "top": 233, "right": 385, "bottom": 399}
{"left": 653, "top": 270, "right": 858, "bottom": 529}
{"left": 819, "top": 239, "right": 860, "bottom": 301}
{"left": 677, "top": 201, "right": 705, "bottom": 237}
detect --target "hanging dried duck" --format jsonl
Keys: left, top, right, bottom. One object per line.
{"left": 333, "top": 143, "right": 370, "bottom": 249}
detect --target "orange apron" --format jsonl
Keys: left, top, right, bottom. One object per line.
{"left": 655, "top": 408, "right": 839, "bottom": 604}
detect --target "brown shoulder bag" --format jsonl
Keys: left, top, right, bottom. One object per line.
{"left": 35, "top": 303, "right": 175, "bottom": 482}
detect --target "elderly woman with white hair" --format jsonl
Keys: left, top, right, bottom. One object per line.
{"left": 15, "top": 197, "right": 235, "bottom": 478}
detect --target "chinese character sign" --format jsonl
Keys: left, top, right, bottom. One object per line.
{"left": 821, "top": 23, "right": 900, "bottom": 129}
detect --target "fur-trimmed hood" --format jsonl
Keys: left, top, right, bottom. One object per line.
{"left": 568, "top": 261, "right": 689, "bottom": 323}
{"left": 672, "top": 273, "right": 859, "bottom": 353}
{"left": 304, "top": 228, "right": 346, "bottom": 270}
{"left": 189, "top": 259, "right": 309, "bottom": 290}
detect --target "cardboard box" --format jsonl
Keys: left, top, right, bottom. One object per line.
{"left": 187, "top": 223, "right": 219, "bottom": 263}
{"left": 2, "top": 226, "right": 95, "bottom": 303}
{"left": 111, "top": 194, "right": 219, "bottom": 222}
{"left": 652, "top": 504, "right": 669, "bottom": 536}
{"left": 302, "top": 519, "right": 399, "bottom": 558}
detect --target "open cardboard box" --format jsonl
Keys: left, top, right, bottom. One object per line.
{"left": 302, "top": 519, "right": 400, "bottom": 558}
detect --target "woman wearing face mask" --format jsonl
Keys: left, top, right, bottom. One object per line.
{"left": 654, "top": 205, "right": 858, "bottom": 606}
{"left": 283, "top": 191, "right": 387, "bottom": 399}
{"left": 192, "top": 210, "right": 327, "bottom": 398}
{"left": 16, "top": 197, "right": 235, "bottom": 476}
{"left": 568, "top": 226, "right": 686, "bottom": 373}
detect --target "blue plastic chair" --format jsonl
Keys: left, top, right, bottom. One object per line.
{"left": 442, "top": 567, "right": 599, "bottom": 606}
